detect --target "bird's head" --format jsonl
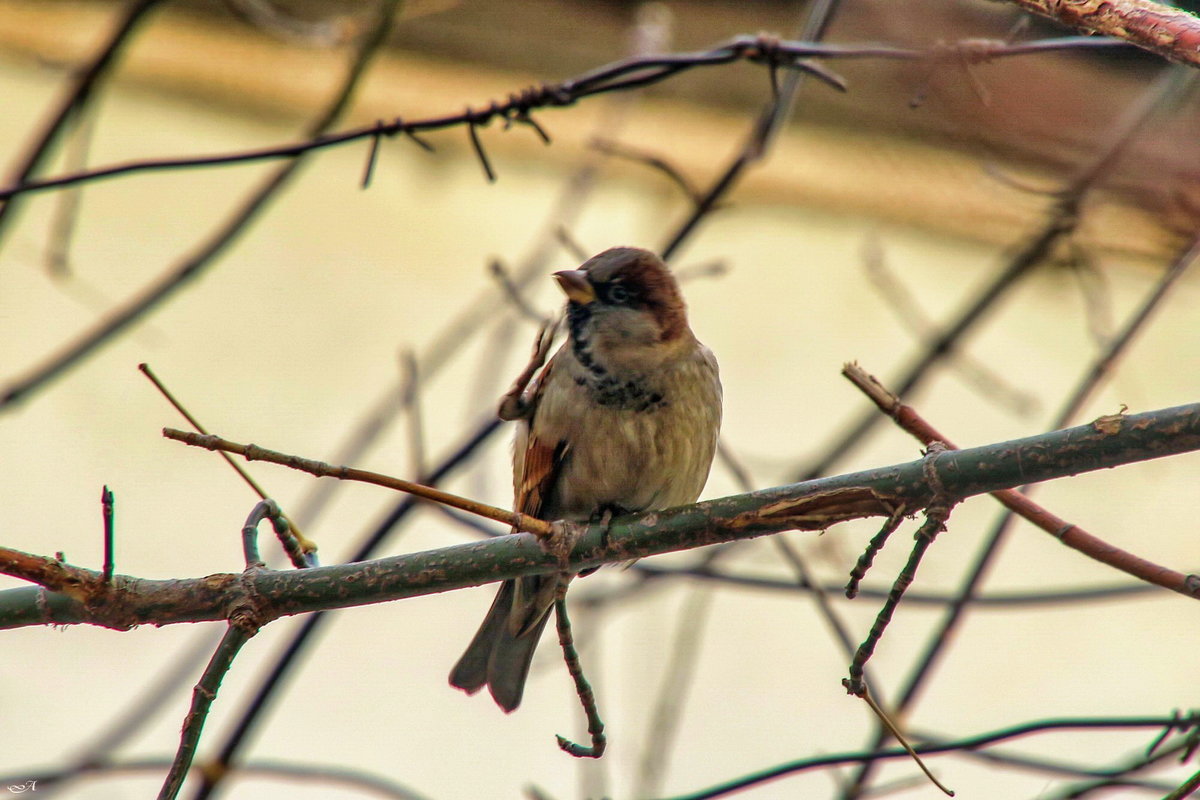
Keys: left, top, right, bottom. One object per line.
{"left": 553, "top": 247, "right": 689, "bottom": 362}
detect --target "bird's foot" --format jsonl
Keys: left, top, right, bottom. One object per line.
{"left": 576, "top": 505, "right": 629, "bottom": 577}
{"left": 540, "top": 519, "right": 584, "bottom": 572}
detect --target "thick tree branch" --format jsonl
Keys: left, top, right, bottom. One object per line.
{"left": 2, "top": 401, "right": 1197, "bottom": 631}
{"left": 1002, "top": 0, "right": 1200, "bottom": 68}
{"left": 845, "top": 363, "right": 1200, "bottom": 599}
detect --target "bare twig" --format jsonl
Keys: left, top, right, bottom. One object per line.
{"left": 157, "top": 624, "right": 257, "bottom": 800}
{"left": 799, "top": 64, "right": 1196, "bottom": 482}
{"left": 844, "top": 491, "right": 956, "bottom": 697}
{"left": 0, "top": 0, "right": 400, "bottom": 412}
{"left": 590, "top": 138, "right": 705, "bottom": 205}
{"left": 1163, "top": 768, "right": 1200, "bottom": 800}
{"left": 489, "top": 259, "right": 546, "bottom": 323}
{"left": 857, "top": 686, "right": 954, "bottom": 797}
{"left": 844, "top": 508, "right": 906, "bottom": 599}
{"left": 607, "top": 561, "right": 1171, "bottom": 607}
{"left": 553, "top": 593, "right": 606, "bottom": 758}
{"left": 839, "top": 190, "right": 1200, "bottom": 796}
{"left": 860, "top": 234, "right": 1039, "bottom": 417}
{"left": 100, "top": 485, "right": 115, "bottom": 584}
{"left": 193, "top": 416, "right": 506, "bottom": 800}
{"left": 399, "top": 351, "right": 427, "bottom": 479}
{"left": 222, "top": 0, "right": 360, "bottom": 47}
{"left": 139, "top": 364, "right": 316, "bottom": 565}
{"left": 843, "top": 363, "right": 1200, "bottom": 599}
{"left": 634, "top": 587, "right": 714, "bottom": 796}
{"left": 0, "top": 0, "right": 164, "bottom": 251}
{"left": 66, "top": 629, "right": 229, "bottom": 774}
{"left": 2, "top": 754, "right": 434, "bottom": 799}
{"left": 240, "top": 500, "right": 305, "bottom": 570}
{"left": 361, "top": 125, "right": 383, "bottom": 188}
{"left": 45, "top": 107, "right": 99, "bottom": 277}
{"left": 162, "top": 428, "right": 553, "bottom": 537}
{"left": 657, "top": 714, "right": 1200, "bottom": 800}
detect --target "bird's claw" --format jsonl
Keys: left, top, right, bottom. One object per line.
{"left": 539, "top": 519, "right": 584, "bottom": 571}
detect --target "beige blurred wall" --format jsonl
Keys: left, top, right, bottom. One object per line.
{"left": 1, "top": 4, "right": 1199, "bottom": 799}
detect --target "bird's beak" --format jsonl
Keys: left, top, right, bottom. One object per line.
{"left": 553, "top": 269, "right": 596, "bottom": 305}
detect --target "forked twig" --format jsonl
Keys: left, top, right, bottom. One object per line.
{"left": 844, "top": 478, "right": 956, "bottom": 697}
{"left": 140, "top": 364, "right": 316, "bottom": 565}
{"left": 843, "top": 362, "right": 1200, "bottom": 599}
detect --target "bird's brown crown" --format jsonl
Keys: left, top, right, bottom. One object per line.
{"left": 579, "top": 247, "right": 688, "bottom": 341}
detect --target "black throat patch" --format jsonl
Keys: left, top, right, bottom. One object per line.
{"left": 567, "top": 302, "right": 667, "bottom": 413}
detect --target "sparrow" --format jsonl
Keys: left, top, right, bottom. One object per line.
{"left": 449, "top": 246, "right": 722, "bottom": 712}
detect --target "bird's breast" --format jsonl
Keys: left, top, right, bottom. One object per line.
{"left": 529, "top": 348, "right": 721, "bottom": 521}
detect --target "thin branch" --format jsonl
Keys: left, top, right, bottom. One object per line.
{"left": 798, "top": 64, "right": 1196, "bottom": 482}
{"left": 194, "top": 415, "right": 504, "bottom": 799}
{"left": 488, "top": 258, "right": 546, "bottom": 323}
{"left": 162, "top": 428, "right": 553, "bottom": 537}
{"left": 839, "top": 199, "right": 1200, "bottom": 796}
{"left": 240, "top": 499, "right": 306, "bottom": 570}
{"left": 553, "top": 594, "right": 606, "bottom": 758}
{"left": 843, "top": 364, "right": 1200, "bottom": 600}
{"left": 857, "top": 687, "right": 954, "bottom": 797}
{"left": 0, "top": 0, "right": 165, "bottom": 251}
{"left": 100, "top": 485, "right": 115, "bottom": 583}
{"left": 589, "top": 138, "right": 705, "bottom": 205}
{"left": 0, "top": 0, "right": 400, "bottom": 411}
{"left": 399, "top": 350, "right": 427, "bottom": 479}
{"left": 3, "top": 754, "right": 434, "bottom": 799}
{"left": 609, "top": 562, "right": 1171, "bottom": 608}
{"left": 1162, "top": 768, "right": 1200, "bottom": 800}
{"left": 45, "top": 105, "right": 100, "bottom": 277}
{"left": 656, "top": 714, "right": 1200, "bottom": 800}
{"left": 222, "top": 0, "right": 360, "bottom": 47}
{"left": 634, "top": 587, "right": 714, "bottom": 797}
{"left": 157, "top": 623, "right": 257, "bottom": 800}
{"left": 844, "top": 496, "right": 955, "bottom": 697}
{"left": 140, "top": 363, "right": 316, "bottom": 564}
{"left": 860, "top": 233, "right": 1038, "bottom": 417}
{"left": 67, "top": 628, "right": 228, "bottom": 772}
{"left": 844, "top": 508, "right": 905, "bottom": 599}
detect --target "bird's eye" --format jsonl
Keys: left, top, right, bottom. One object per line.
{"left": 605, "top": 284, "right": 631, "bottom": 305}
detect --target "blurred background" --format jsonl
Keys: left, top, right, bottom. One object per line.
{"left": 1, "top": 1, "right": 1199, "bottom": 798}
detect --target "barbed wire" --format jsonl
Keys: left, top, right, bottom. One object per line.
{"left": 0, "top": 35, "right": 1130, "bottom": 202}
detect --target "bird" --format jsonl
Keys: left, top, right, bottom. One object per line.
{"left": 449, "top": 246, "right": 722, "bottom": 712}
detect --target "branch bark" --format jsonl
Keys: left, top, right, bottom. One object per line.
{"left": 1001, "top": 0, "right": 1200, "bottom": 68}
{"left": 2, "top": 401, "right": 1198, "bottom": 631}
